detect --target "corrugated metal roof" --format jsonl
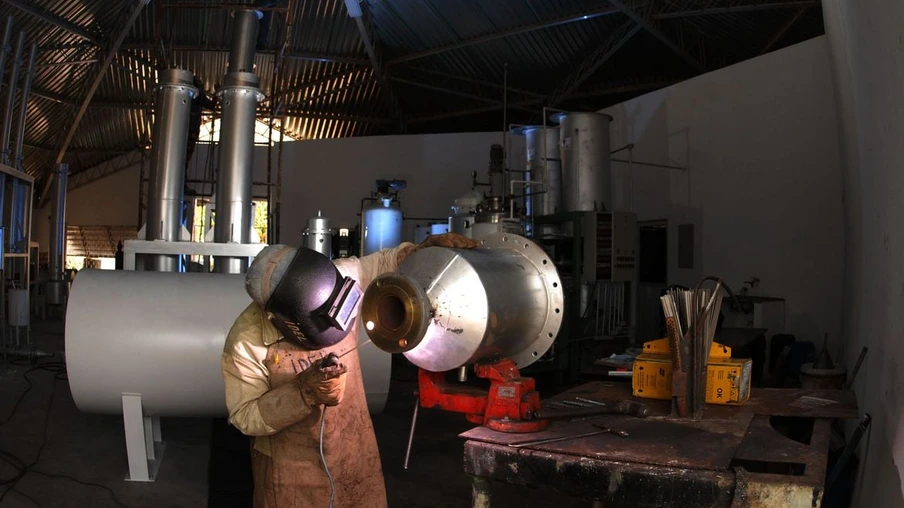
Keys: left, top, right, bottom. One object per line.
{"left": 0, "top": 0, "right": 824, "bottom": 188}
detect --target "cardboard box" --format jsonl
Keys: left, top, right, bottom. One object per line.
{"left": 632, "top": 340, "right": 752, "bottom": 406}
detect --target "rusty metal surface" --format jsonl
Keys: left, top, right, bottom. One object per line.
{"left": 463, "top": 414, "right": 751, "bottom": 470}
{"left": 741, "top": 389, "right": 858, "bottom": 419}
{"left": 462, "top": 381, "right": 845, "bottom": 508}
{"left": 464, "top": 441, "right": 736, "bottom": 508}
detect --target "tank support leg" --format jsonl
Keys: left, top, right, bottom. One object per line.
{"left": 122, "top": 393, "right": 166, "bottom": 482}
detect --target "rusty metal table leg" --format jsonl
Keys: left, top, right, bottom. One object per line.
{"left": 472, "top": 477, "right": 492, "bottom": 508}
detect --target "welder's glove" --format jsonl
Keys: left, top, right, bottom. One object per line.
{"left": 296, "top": 360, "right": 349, "bottom": 407}
{"left": 397, "top": 233, "right": 481, "bottom": 265}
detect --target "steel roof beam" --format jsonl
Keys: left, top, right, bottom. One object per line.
{"left": 607, "top": 0, "right": 706, "bottom": 72}
{"left": 0, "top": 0, "right": 102, "bottom": 45}
{"left": 387, "top": 5, "right": 627, "bottom": 65}
{"left": 759, "top": 6, "right": 810, "bottom": 54}
{"left": 656, "top": 1, "right": 818, "bottom": 19}
{"left": 347, "top": 0, "right": 403, "bottom": 131}
{"left": 39, "top": 0, "right": 150, "bottom": 207}
{"left": 546, "top": 19, "right": 642, "bottom": 108}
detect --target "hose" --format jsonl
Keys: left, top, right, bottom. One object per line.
{"left": 319, "top": 407, "right": 335, "bottom": 508}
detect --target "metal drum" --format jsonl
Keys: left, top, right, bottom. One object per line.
{"left": 360, "top": 233, "right": 563, "bottom": 372}
{"left": 362, "top": 198, "right": 403, "bottom": 255}
{"left": 552, "top": 111, "right": 613, "bottom": 213}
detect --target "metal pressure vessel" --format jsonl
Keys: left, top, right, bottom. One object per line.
{"left": 552, "top": 111, "right": 613, "bottom": 213}
{"left": 513, "top": 125, "right": 562, "bottom": 237}
{"left": 361, "top": 233, "right": 563, "bottom": 372}
{"left": 65, "top": 270, "right": 391, "bottom": 416}
{"left": 362, "top": 198, "right": 403, "bottom": 255}
{"left": 302, "top": 210, "right": 332, "bottom": 258}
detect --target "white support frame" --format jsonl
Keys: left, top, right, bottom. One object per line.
{"left": 122, "top": 393, "right": 165, "bottom": 482}
{"left": 122, "top": 239, "right": 268, "bottom": 270}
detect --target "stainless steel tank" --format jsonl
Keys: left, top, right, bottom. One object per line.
{"left": 472, "top": 195, "right": 524, "bottom": 240}
{"left": 360, "top": 233, "right": 563, "bottom": 372}
{"left": 513, "top": 126, "right": 562, "bottom": 237}
{"left": 361, "top": 198, "right": 403, "bottom": 255}
{"left": 552, "top": 111, "right": 613, "bottom": 213}
{"left": 302, "top": 210, "right": 332, "bottom": 258}
{"left": 448, "top": 190, "right": 482, "bottom": 238}
{"left": 65, "top": 270, "right": 391, "bottom": 416}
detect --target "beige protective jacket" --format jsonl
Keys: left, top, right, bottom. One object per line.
{"left": 221, "top": 244, "right": 411, "bottom": 508}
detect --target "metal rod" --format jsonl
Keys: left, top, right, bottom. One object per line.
{"left": 13, "top": 42, "right": 35, "bottom": 169}
{"left": 845, "top": 347, "right": 869, "bottom": 390}
{"left": 509, "top": 429, "right": 611, "bottom": 448}
{"left": 611, "top": 157, "right": 686, "bottom": 171}
{"left": 403, "top": 394, "right": 419, "bottom": 470}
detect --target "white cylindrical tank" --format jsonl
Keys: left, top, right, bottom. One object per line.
{"left": 552, "top": 111, "right": 613, "bottom": 213}
{"left": 65, "top": 270, "right": 391, "bottom": 416}
{"left": 362, "top": 198, "right": 403, "bottom": 255}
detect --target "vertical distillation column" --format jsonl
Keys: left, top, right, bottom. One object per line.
{"left": 145, "top": 68, "right": 198, "bottom": 272}
{"left": 213, "top": 9, "right": 263, "bottom": 274}
{"left": 47, "top": 163, "right": 67, "bottom": 305}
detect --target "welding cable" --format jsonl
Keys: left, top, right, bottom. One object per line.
{"left": 319, "top": 407, "right": 335, "bottom": 508}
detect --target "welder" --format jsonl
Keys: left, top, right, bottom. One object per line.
{"left": 221, "top": 232, "right": 479, "bottom": 507}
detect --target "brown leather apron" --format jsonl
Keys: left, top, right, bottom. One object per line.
{"left": 251, "top": 332, "right": 388, "bottom": 508}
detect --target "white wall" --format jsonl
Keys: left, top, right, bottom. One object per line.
{"left": 33, "top": 163, "right": 142, "bottom": 254}
{"left": 275, "top": 132, "right": 521, "bottom": 247}
{"left": 601, "top": 36, "right": 845, "bottom": 351}
{"left": 822, "top": 0, "right": 904, "bottom": 505}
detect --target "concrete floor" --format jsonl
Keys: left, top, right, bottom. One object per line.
{"left": 0, "top": 318, "right": 588, "bottom": 508}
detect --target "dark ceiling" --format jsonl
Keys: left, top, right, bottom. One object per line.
{"left": 0, "top": 0, "right": 825, "bottom": 197}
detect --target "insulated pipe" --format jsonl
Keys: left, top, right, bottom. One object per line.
{"left": 65, "top": 270, "right": 391, "bottom": 416}
{"left": 47, "top": 163, "right": 67, "bottom": 305}
{"left": 228, "top": 9, "right": 262, "bottom": 74}
{"left": 1, "top": 31, "right": 24, "bottom": 166}
{"left": 361, "top": 233, "right": 564, "bottom": 372}
{"left": 145, "top": 68, "right": 198, "bottom": 272}
{"left": 8, "top": 42, "right": 37, "bottom": 253}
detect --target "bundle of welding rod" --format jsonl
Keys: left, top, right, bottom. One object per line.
{"left": 660, "top": 283, "right": 723, "bottom": 418}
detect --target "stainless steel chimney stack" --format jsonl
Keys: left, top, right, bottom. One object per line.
{"left": 145, "top": 68, "right": 198, "bottom": 272}
{"left": 47, "top": 163, "right": 68, "bottom": 305}
{"left": 213, "top": 9, "right": 264, "bottom": 274}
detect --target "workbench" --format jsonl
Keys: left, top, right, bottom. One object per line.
{"left": 461, "top": 381, "right": 858, "bottom": 508}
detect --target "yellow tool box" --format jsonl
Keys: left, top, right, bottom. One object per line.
{"left": 632, "top": 338, "right": 752, "bottom": 406}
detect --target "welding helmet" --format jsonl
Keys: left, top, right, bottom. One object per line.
{"left": 246, "top": 245, "right": 363, "bottom": 350}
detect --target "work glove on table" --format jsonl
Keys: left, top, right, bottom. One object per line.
{"left": 257, "top": 358, "right": 349, "bottom": 431}
{"left": 397, "top": 233, "right": 481, "bottom": 265}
